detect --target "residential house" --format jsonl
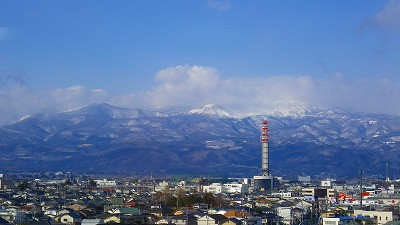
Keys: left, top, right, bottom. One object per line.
{"left": 224, "top": 210, "right": 251, "bottom": 219}
{"left": 56, "top": 212, "right": 82, "bottom": 224}
{"left": 95, "top": 213, "right": 121, "bottom": 224}
{"left": 221, "top": 218, "right": 242, "bottom": 225}
{"left": 28, "top": 219, "right": 65, "bottom": 225}
{"left": 0, "top": 207, "right": 27, "bottom": 223}
{"left": 44, "top": 208, "right": 58, "bottom": 218}
{"left": 198, "top": 214, "right": 229, "bottom": 225}
{"left": 169, "top": 214, "right": 198, "bottom": 225}
{"left": 67, "top": 204, "right": 86, "bottom": 212}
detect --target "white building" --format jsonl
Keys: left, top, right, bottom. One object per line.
{"left": 44, "top": 208, "right": 58, "bottom": 218}
{"left": 223, "top": 183, "right": 249, "bottom": 194}
{"left": 272, "top": 192, "right": 292, "bottom": 198}
{"left": 94, "top": 179, "right": 116, "bottom": 187}
{"left": 203, "top": 182, "right": 249, "bottom": 194}
{"left": 322, "top": 217, "right": 354, "bottom": 225}
{"left": 321, "top": 180, "right": 332, "bottom": 187}
{"left": 202, "top": 183, "right": 223, "bottom": 194}
{"left": 155, "top": 181, "right": 169, "bottom": 192}
{"left": 276, "top": 207, "right": 291, "bottom": 225}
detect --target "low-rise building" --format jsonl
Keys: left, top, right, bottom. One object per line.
{"left": 203, "top": 182, "right": 249, "bottom": 194}
{"left": 302, "top": 188, "right": 335, "bottom": 198}
{"left": 354, "top": 209, "right": 393, "bottom": 225}
{"left": 272, "top": 192, "right": 292, "bottom": 198}
{"left": 224, "top": 183, "right": 249, "bottom": 194}
{"left": 0, "top": 208, "right": 26, "bottom": 223}
{"left": 56, "top": 212, "right": 82, "bottom": 225}
{"left": 276, "top": 207, "right": 291, "bottom": 225}
{"left": 198, "top": 214, "right": 229, "bottom": 225}
{"left": 322, "top": 217, "right": 355, "bottom": 225}
{"left": 94, "top": 179, "right": 116, "bottom": 187}
{"left": 203, "top": 183, "right": 224, "bottom": 194}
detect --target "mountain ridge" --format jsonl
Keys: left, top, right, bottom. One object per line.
{"left": 0, "top": 103, "right": 399, "bottom": 177}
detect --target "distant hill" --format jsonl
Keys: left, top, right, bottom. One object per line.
{"left": 1, "top": 102, "right": 399, "bottom": 178}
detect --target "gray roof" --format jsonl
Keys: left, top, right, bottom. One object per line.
{"left": 81, "top": 219, "right": 105, "bottom": 225}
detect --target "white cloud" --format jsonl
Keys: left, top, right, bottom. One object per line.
{"left": 147, "top": 65, "right": 315, "bottom": 112}
{"left": 149, "top": 65, "right": 220, "bottom": 108}
{"left": 0, "top": 85, "right": 110, "bottom": 124}
{"left": 207, "top": 0, "right": 232, "bottom": 11}
{"left": 1, "top": 65, "right": 400, "bottom": 124}
{"left": 49, "top": 85, "right": 109, "bottom": 110}
{"left": 364, "top": 0, "right": 400, "bottom": 32}
{"left": 112, "top": 65, "right": 400, "bottom": 116}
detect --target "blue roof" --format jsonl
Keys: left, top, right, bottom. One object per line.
{"left": 265, "top": 213, "right": 280, "bottom": 219}
{"left": 338, "top": 216, "right": 354, "bottom": 221}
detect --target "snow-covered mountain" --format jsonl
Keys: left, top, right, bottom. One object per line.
{"left": 0, "top": 102, "right": 399, "bottom": 177}
{"left": 189, "top": 104, "right": 234, "bottom": 117}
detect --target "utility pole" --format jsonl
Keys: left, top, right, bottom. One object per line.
{"left": 359, "top": 169, "right": 364, "bottom": 209}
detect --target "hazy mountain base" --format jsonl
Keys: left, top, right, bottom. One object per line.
{"left": 0, "top": 103, "right": 399, "bottom": 178}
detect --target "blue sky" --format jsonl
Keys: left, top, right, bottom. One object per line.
{"left": 0, "top": 0, "right": 400, "bottom": 123}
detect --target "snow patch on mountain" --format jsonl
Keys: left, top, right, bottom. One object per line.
{"left": 205, "top": 139, "right": 236, "bottom": 149}
{"left": 369, "top": 120, "right": 378, "bottom": 125}
{"left": 189, "top": 104, "right": 234, "bottom": 117}
{"left": 266, "top": 101, "right": 312, "bottom": 118}
{"left": 233, "top": 101, "right": 326, "bottom": 118}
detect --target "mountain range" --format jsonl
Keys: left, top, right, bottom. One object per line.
{"left": 0, "top": 103, "right": 399, "bottom": 178}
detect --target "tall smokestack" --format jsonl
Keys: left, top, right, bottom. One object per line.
{"left": 261, "top": 120, "right": 269, "bottom": 175}
{"left": 253, "top": 119, "right": 277, "bottom": 191}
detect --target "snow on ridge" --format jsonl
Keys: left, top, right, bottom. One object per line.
{"left": 62, "top": 106, "right": 86, "bottom": 113}
{"left": 230, "top": 102, "right": 313, "bottom": 118}
{"left": 232, "top": 102, "right": 347, "bottom": 118}
{"left": 189, "top": 104, "right": 234, "bottom": 117}
{"left": 187, "top": 102, "right": 316, "bottom": 119}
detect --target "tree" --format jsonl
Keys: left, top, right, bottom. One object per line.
{"left": 202, "top": 192, "right": 215, "bottom": 205}
{"left": 165, "top": 195, "right": 177, "bottom": 207}
{"left": 64, "top": 179, "right": 73, "bottom": 185}
{"left": 17, "top": 180, "right": 29, "bottom": 191}
{"left": 88, "top": 179, "right": 97, "bottom": 190}
{"left": 253, "top": 206, "right": 263, "bottom": 214}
